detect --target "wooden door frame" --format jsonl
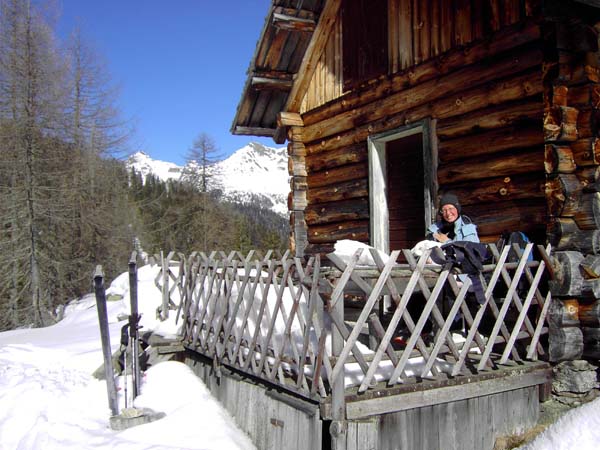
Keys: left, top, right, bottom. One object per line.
{"left": 367, "top": 119, "right": 438, "bottom": 254}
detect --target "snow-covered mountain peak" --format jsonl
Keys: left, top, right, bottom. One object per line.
{"left": 127, "top": 142, "right": 289, "bottom": 216}
{"left": 127, "top": 151, "right": 182, "bottom": 182}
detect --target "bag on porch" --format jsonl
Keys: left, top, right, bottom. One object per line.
{"left": 429, "top": 241, "right": 490, "bottom": 305}
{"left": 497, "top": 231, "right": 534, "bottom": 262}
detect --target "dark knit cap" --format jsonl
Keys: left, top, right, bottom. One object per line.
{"left": 439, "top": 192, "right": 461, "bottom": 214}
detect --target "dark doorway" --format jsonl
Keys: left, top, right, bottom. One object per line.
{"left": 386, "top": 133, "right": 426, "bottom": 251}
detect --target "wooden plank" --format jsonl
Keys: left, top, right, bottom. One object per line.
{"left": 285, "top": 0, "right": 342, "bottom": 112}
{"left": 278, "top": 111, "right": 304, "bottom": 127}
{"left": 388, "top": 0, "right": 398, "bottom": 73}
{"left": 345, "top": 368, "right": 551, "bottom": 419}
{"left": 398, "top": 0, "right": 413, "bottom": 69}
{"left": 454, "top": 0, "right": 472, "bottom": 46}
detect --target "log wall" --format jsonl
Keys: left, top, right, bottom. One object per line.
{"left": 542, "top": 1, "right": 600, "bottom": 361}
{"left": 289, "top": 15, "right": 546, "bottom": 256}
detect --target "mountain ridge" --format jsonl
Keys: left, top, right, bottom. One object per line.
{"left": 127, "top": 142, "right": 289, "bottom": 216}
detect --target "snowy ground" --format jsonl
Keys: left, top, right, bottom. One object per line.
{"left": 0, "top": 262, "right": 599, "bottom": 449}
{"left": 0, "top": 264, "right": 255, "bottom": 450}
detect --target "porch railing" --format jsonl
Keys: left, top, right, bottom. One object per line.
{"left": 163, "top": 244, "right": 551, "bottom": 400}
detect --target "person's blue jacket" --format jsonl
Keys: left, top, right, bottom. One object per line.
{"left": 427, "top": 215, "right": 479, "bottom": 243}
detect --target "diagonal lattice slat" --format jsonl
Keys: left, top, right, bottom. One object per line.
{"left": 163, "top": 244, "right": 552, "bottom": 398}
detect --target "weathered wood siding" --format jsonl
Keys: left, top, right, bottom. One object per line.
{"left": 343, "top": 386, "right": 539, "bottom": 450}
{"left": 289, "top": 14, "right": 545, "bottom": 255}
{"left": 301, "top": 15, "right": 343, "bottom": 113}
{"left": 186, "top": 351, "right": 540, "bottom": 450}
{"left": 187, "top": 356, "right": 323, "bottom": 450}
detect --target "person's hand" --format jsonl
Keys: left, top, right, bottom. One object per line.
{"left": 433, "top": 232, "right": 449, "bottom": 243}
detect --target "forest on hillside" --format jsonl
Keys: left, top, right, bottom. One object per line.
{"left": 0, "top": 0, "right": 288, "bottom": 332}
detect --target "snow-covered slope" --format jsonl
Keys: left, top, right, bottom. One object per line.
{"left": 127, "top": 151, "right": 183, "bottom": 182}
{"left": 127, "top": 142, "right": 289, "bottom": 216}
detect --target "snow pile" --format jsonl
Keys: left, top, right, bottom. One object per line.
{"left": 517, "top": 397, "right": 600, "bottom": 450}
{"left": 0, "top": 265, "right": 256, "bottom": 450}
{"left": 333, "top": 239, "right": 391, "bottom": 266}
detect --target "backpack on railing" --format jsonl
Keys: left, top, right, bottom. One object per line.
{"left": 497, "top": 231, "right": 534, "bottom": 262}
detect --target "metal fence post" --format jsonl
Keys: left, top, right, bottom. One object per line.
{"left": 128, "top": 252, "right": 141, "bottom": 399}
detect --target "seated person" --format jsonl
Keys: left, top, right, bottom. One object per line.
{"left": 427, "top": 193, "right": 479, "bottom": 244}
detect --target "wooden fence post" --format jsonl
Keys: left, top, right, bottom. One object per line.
{"left": 128, "top": 252, "right": 141, "bottom": 398}
{"left": 93, "top": 266, "right": 119, "bottom": 417}
{"left": 330, "top": 278, "right": 347, "bottom": 449}
{"left": 161, "top": 250, "right": 169, "bottom": 320}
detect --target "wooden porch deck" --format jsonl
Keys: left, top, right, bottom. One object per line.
{"left": 156, "top": 244, "right": 553, "bottom": 449}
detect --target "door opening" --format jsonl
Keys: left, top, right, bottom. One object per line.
{"left": 368, "top": 121, "right": 436, "bottom": 254}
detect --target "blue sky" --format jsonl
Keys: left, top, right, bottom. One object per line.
{"left": 57, "top": 0, "right": 276, "bottom": 165}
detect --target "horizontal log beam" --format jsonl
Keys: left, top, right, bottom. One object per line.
{"left": 439, "top": 125, "right": 543, "bottom": 163}
{"left": 304, "top": 198, "right": 369, "bottom": 225}
{"left": 251, "top": 76, "right": 293, "bottom": 91}
{"left": 272, "top": 12, "right": 316, "bottom": 32}
{"left": 278, "top": 112, "right": 304, "bottom": 127}
{"left": 307, "top": 178, "right": 368, "bottom": 204}
{"left": 438, "top": 148, "right": 543, "bottom": 185}
{"left": 233, "top": 126, "right": 275, "bottom": 137}
{"left": 545, "top": 144, "right": 576, "bottom": 174}
{"left": 446, "top": 174, "right": 544, "bottom": 206}
{"left": 306, "top": 69, "right": 542, "bottom": 156}
{"left": 548, "top": 218, "right": 600, "bottom": 254}
{"left": 567, "top": 83, "right": 600, "bottom": 108}
{"left": 308, "top": 219, "right": 369, "bottom": 244}
{"left": 303, "top": 45, "right": 544, "bottom": 143}
{"left": 437, "top": 99, "right": 543, "bottom": 140}
{"left": 306, "top": 143, "right": 367, "bottom": 172}
{"left": 469, "top": 199, "right": 546, "bottom": 237}
{"left": 307, "top": 162, "right": 368, "bottom": 189}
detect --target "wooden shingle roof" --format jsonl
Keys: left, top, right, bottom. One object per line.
{"left": 231, "top": 0, "right": 328, "bottom": 143}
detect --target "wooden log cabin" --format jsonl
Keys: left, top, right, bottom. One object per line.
{"left": 217, "top": 0, "right": 600, "bottom": 448}
{"left": 232, "top": 0, "right": 600, "bottom": 362}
